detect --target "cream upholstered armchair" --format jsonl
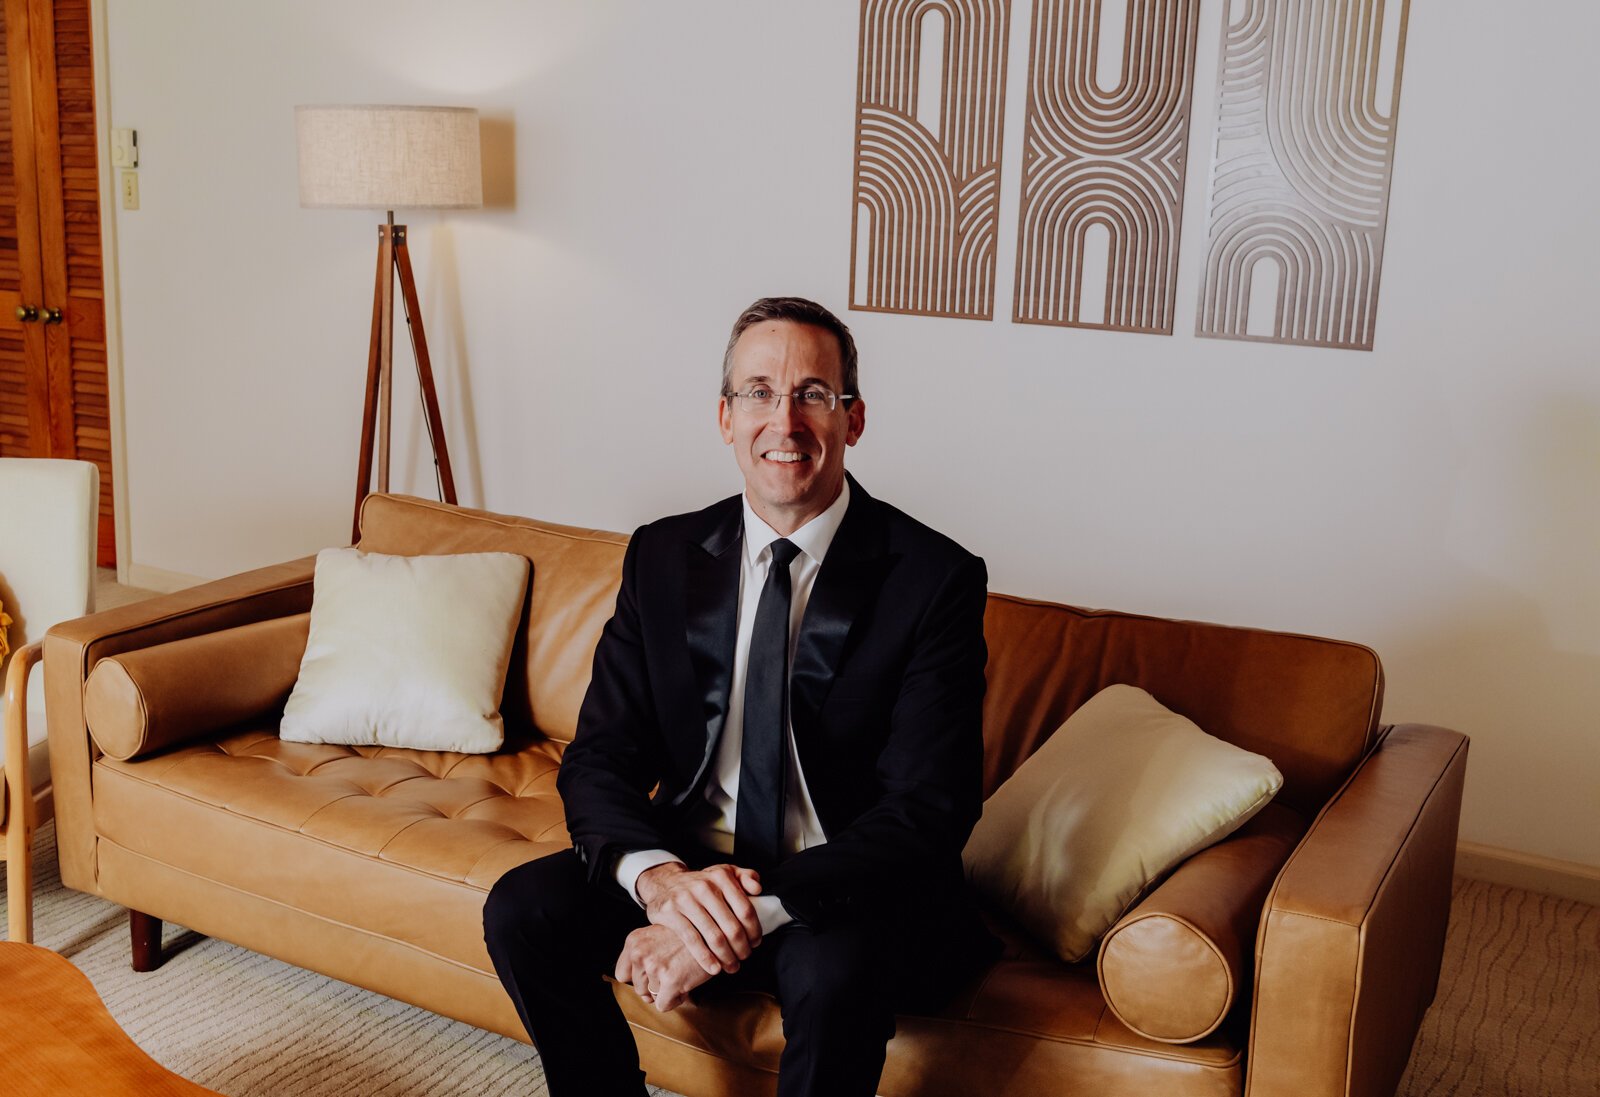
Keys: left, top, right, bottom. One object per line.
{"left": 1, "top": 458, "right": 99, "bottom": 942}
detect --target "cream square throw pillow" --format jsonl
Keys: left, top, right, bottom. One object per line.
{"left": 963, "top": 684, "right": 1283, "bottom": 963}
{"left": 280, "top": 548, "right": 530, "bottom": 753}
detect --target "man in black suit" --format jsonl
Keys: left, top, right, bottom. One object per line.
{"left": 484, "top": 297, "right": 994, "bottom": 1097}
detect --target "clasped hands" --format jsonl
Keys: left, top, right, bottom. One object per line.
{"left": 613, "top": 861, "right": 762, "bottom": 1013}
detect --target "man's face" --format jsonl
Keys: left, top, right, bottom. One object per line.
{"left": 718, "top": 320, "right": 866, "bottom": 535}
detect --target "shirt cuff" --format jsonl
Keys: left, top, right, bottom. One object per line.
{"left": 752, "top": 894, "right": 793, "bottom": 935}
{"left": 613, "top": 849, "right": 684, "bottom": 907}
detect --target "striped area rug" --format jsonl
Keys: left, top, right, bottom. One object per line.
{"left": 1396, "top": 877, "right": 1599, "bottom": 1096}
{"left": 5, "top": 822, "right": 1598, "bottom": 1096}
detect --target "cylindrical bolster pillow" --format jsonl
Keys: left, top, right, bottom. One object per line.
{"left": 84, "top": 613, "right": 311, "bottom": 761}
{"left": 1098, "top": 802, "right": 1305, "bottom": 1043}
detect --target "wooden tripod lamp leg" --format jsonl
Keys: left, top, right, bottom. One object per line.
{"left": 353, "top": 218, "right": 458, "bottom": 539}
{"left": 352, "top": 222, "right": 395, "bottom": 545}
{"left": 391, "top": 227, "right": 457, "bottom": 504}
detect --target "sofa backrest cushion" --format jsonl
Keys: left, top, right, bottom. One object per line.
{"left": 357, "top": 494, "right": 626, "bottom": 743}
{"left": 980, "top": 593, "right": 1384, "bottom": 818}
{"left": 357, "top": 495, "right": 1384, "bottom": 813}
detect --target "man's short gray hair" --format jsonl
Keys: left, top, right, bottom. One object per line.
{"left": 720, "top": 297, "right": 860, "bottom": 399}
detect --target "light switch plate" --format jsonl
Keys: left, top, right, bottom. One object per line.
{"left": 120, "top": 170, "right": 139, "bottom": 210}
{"left": 111, "top": 127, "right": 137, "bottom": 168}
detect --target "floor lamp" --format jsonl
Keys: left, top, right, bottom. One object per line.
{"left": 295, "top": 105, "right": 483, "bottom": 543}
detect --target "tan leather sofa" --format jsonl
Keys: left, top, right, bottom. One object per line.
{"left": 45, "top": 494, "right": 1468, "bottom": 1097}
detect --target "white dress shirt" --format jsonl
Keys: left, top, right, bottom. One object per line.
{"left": 614, "top": 479, "right": 852, "bottom": 934}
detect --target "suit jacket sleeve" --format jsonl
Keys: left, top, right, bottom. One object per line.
{"left": 557, "top": 527, "right": 674, "bottom": 887}
{"left": 763, "top": 553, "right": 989, "bottom": 929}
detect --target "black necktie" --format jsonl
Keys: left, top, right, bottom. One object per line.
{"left": 735, "top": 537, "right": 800, "bottom": 870}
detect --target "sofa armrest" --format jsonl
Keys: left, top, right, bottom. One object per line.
{"left": 1245, "top": 723, "right": 1468, "bottom": 1097}
{"left": 1098, "top": 800, "right": 1305, "bottom": 1043}
{"left": 44, "top": 555, "right": 316, "bottom": 893}
{"left": 84, "top": 614, "right": 310, "bottom": 761}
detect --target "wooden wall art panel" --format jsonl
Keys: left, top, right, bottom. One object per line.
{"left": 850, "top": 0, "right": 1011, "bottom": 320}
{"left": 1196, "top": 0, "right": 1410, "bottom": 350}
{"left": 1014, "top": 0, "right": 1201, "bottom": 333}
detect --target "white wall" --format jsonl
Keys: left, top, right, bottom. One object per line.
{"left": 101, "top": 1, "right": 1599, "bottom": 868}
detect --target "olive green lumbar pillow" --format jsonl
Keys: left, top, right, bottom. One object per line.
{"left": 281, "top": 547, "right": 530, "bottom": 754}
{"left": 963, "top": 684, "right": 1283, "bottom": 963}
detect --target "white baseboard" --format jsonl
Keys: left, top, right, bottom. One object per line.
{"left": 125, "top": 564, "right": 208, "bottom": 594}
{"left": 1456, "top": 842, "right": 1600, "bottom": 906}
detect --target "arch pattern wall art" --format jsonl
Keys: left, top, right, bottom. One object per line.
{"left": 849, "top": 0, "right": 1012, "bottom": 319}
{"left": 1014, "top": 0, "right": 1202, "bottom": 333}
{"left": 1196, "top": 0, "right": 1411, "bottom": 350}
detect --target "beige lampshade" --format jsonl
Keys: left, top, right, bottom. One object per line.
{"left": 296, "top": 105, "right": 482, "bottom": 210}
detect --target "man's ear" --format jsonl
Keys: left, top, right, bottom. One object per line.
{"left": 845, "top": 398, "right": 866, "bottom": 446}
{"left": 718, "top": 395, "right": 734, "bottom": 444}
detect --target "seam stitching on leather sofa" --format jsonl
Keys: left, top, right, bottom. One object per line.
{"left": 624, "top": 1017, "right": 1248, "bottom": 1081}
{"left": 915, "top": 1012, "right": 1244, "bottom": 1064}
{"left": 958, "top": 958, "right": 1003, "bottom": 1020}
{"left": 438, "top": 754, "right": 475, "bottom": 778}
{"left": 451, "top": 790, "right": 509, "bottom": 817}
{"left": 1265, "top": 909, "right": 1361, "bottom": 928}
{"left": 1273, "top": 730, "right": 1467, "bottom": 926}
{"left": 985, "top": 591, "right": 1385, "bottom": 664}
{"left": 1341, "top": 731, "right": 1468, "bottom": 1090}
{"left": 373, "top": 811, "right": 455, "bottom": 859}
{"left": 619, "top": 986, "right": 1234, "bottom": 1077}
{"left": 626, "top": 1023, "right": 780, "bottom": 1080}
{"left": 1355, "top": 731, "right": 1467, "bottom": 919}
{"left": 363, "top": 494, "right": 629, "bottom": 548}
{"left": 1103, "top": 909, "right": 1232, "bottom": 1041}
{"left": 127, "top": 664, "right": 151, "bottom": 758}
{"left": 464, "top": 835, "right": 548, "bottom": 880}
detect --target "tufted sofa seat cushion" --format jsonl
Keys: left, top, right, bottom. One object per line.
{"left": 90, "top": 721, "right": 566, "bottom": 970}
{"left": 89, "top": 721, "right": 1251, "bottom": 1093}
{"left": 613, "top": 901, "right": 1244, "bottom": 1097}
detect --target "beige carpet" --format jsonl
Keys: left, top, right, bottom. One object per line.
{"left": 1396, "top": 876, "right": 1599, "bottom": 1096}
{"left": 4, "top": 820, "right": 1597, "bottom": 1096}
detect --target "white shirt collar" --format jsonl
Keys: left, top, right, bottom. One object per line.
{"left": 741, "top": 477, "right": 852, "bottom": 568}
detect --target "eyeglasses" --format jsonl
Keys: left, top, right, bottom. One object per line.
{"left": 724, "top": 385, "right": 857, "bottom": 416}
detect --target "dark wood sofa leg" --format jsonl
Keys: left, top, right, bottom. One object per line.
{"left": 130, "top": 910, "right": 163, "bottom": 972}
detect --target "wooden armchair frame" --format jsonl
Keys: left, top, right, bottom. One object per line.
{"left": 3, "top": 641, "right": 45, "bottom": 942}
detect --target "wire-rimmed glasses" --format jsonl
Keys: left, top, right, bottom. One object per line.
{"left": 724, "top": 385, "right": 857, "bottom": 416}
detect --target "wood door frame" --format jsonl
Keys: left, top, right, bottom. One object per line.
{"left": 86, "top": 0, "right": 128, "bottom": 580}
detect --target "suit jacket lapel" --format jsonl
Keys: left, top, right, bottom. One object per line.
{"left": 676, "top": 497, "right": 743, "bottom": 805}
{"left": 790, "top": 478, "right": 892, "bottom": 748}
